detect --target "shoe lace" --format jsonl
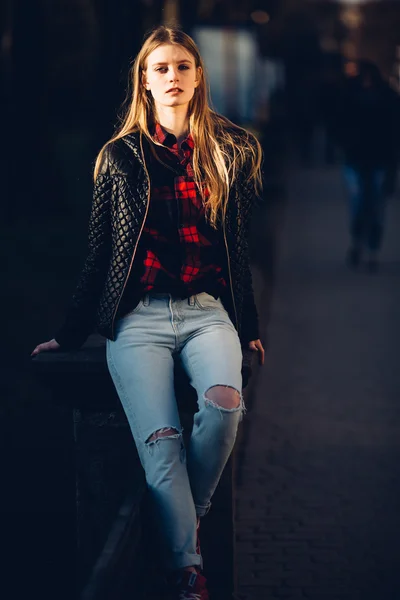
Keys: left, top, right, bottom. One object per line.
{"left": 179, "top": 593, "right": 201, "bottom": 600}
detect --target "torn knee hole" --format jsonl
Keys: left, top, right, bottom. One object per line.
{"left": 204, "top": 385, "right": 241, "bottom": 410}
{"left": 146, "top": 427, "right": 180, "bottom": 443}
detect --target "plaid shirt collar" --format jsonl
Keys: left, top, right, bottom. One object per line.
{"left": 153, "top": 122, "right": 194, "bottom": 152}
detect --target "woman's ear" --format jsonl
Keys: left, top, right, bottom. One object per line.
{"left": 142, "top": 73, "right": 150, "bottom": 91}
{"left": 194, "top": 66, "right": 202, "bottom": 88}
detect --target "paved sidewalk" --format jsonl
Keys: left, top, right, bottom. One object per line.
{"left": 235, "top": 168, "right": 400, "bottom": 600}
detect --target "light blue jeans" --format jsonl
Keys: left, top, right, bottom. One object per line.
{"left": 106, "top": 292, "right": 244, "bottom": 571}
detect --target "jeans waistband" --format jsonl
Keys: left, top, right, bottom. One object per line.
{"left": 143, "top": 293, "right": 196, "bottom": 306}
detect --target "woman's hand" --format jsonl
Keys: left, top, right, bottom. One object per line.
{"left": 248, "top": 339, "right": 265, "bottom": 365}
{"left": 31, "top": 338, "right": 60, "bottom": 357}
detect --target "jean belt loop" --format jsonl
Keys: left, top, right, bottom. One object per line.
{"left": 143, "top": 294, "right": 150, "bottom": 306}
{"left": 188, "top": 295, "right": 195, "bottom": 307}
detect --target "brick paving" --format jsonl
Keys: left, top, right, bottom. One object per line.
{"left": 235, "top": 168, "right": 400, "bottom": 600}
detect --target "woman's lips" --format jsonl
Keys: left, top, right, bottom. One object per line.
{"left": 167, "top": 88, "right": 183, "bottom": 93}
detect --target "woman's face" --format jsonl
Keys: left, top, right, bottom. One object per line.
{"left": 143, "top": 44, "right": 201, "bottom": 112}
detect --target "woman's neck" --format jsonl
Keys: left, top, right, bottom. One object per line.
{"left": 156, "top": 106, "right": 190, "bottom": 145}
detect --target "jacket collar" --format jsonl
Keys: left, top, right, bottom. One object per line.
{"left": 121, "top": 131, "right": 146, "bottom": 168}
{"left": 153, "top": 122, "right": 194, "bottom": 151}
{"left": 121, "top": 126, "right": 195, "bottom": 164}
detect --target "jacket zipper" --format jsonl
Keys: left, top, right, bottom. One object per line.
{"left": 222, "top": 215, "right": 238, "bottom": 331}
{"left": 111, "top": 134, "right": 151, "bottom": 339}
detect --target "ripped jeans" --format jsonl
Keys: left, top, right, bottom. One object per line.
{"left": 106, "top": 292, "right": 244, "bottom": 571}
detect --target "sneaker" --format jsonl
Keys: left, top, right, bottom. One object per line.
{"left": 174, "top": 570, "right": 209, "bottom": 600}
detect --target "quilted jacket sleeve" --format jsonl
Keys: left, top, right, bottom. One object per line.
{"left": 54, "top": 147, "right": 113, "bottom": 349}
{"left": 240, "top": 202, "right": 260, "bottom": 345}
{"left": 239, "top": 139, "right": 263, "bottom": 345}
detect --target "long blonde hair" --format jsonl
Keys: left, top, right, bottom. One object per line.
{"left": 94, "top": 26, "right": 263, "bottom": 227}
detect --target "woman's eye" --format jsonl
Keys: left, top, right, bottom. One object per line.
{"left": 155, "top": 65, "right": 190, "bottom": 73}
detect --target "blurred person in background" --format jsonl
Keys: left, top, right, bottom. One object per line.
{"left": 31, "top": 26, "right": 264, "bottom": 600}
{"left": 335, "top": 59, "right": 400, "bottom": 272}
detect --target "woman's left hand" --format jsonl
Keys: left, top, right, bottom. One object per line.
{"left": 248, "top": 339, "right": 265, "bottom": 365}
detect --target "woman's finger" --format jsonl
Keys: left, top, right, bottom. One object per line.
{"left": 256, "top": 341, "right": 265, "bottom": 366}
{"left": 248, "top": 339, "right": 265, "bottom": 366}
{"left": 31, "top": 344, "right": 46, "bottom": 356}
{"left": 31, "top": 339, "right": 60, "bottom": 356}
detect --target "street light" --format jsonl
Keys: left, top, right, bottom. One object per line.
{"left": 250, "top": 10, "right": 270, "bottom": 25}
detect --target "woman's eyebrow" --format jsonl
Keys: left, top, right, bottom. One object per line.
{"left": 151, "top": 59, "right": 193, "bottom": 67}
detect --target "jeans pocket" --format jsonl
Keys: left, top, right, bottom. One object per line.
{"left": 194, "top": 293, "right": 223, "bottom": 311}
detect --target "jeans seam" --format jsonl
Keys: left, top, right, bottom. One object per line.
{"left": 107, "top": 342, "right": 145, "bottom": 443}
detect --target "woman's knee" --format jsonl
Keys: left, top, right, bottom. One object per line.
{"left": 143, "top": 428, "right": 186, "bottom": 465}
{"left": 146, "top": 427, "right": 181, "bottom": 443}
{"left": 204, "top": 385, "right": 242, "bottom": 410}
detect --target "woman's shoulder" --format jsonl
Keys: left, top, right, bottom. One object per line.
{"left": 98, "top": 132, "right": 142, "bottom": 176}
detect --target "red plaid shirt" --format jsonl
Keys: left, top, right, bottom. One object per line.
{"left": 136, "top": 123, "right": 227, "bottom": 297}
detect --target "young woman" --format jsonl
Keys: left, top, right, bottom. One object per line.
{"left": 32, "top": 26, "right": 265, "bottom": 599}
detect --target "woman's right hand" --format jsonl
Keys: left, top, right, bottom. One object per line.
{"left": 31, "top": 338, "right": 61, "bottom": 357}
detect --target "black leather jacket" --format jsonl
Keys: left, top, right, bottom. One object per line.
{"left": 55, "top": 130, "right": 260, "bottom": 353}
